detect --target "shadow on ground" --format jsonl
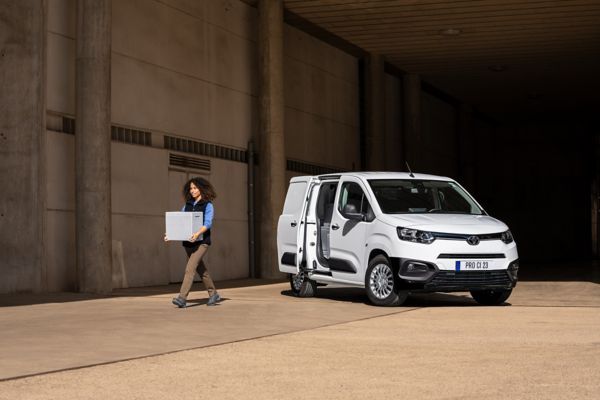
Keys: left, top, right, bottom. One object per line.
{"left": 2, "top": 261, "right": 598, "bottom": 308}
{"left": 0, "top": 278, "right": 284, "bottom": 308}
{"left": 282, "top": 286, "right": 493, "bottom": 307}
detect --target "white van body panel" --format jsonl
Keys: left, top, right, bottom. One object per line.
{"left": 277, "top": 172, "right": 519, "bottom": 297}
{"left": 277, "top": 176, "right": 315, "bottom": 274}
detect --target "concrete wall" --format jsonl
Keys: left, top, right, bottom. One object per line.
{"left": 111, "top": 0, "right": 257, "bottom": 147}
{"left": 43, "top": 0, "right": 257, "bottom": 290}
{"left": 32, "top": 0, "right": 361, "bottom": 292}
{"left": 283, "top": 25, "right": 359, "bottom": 171}
{"left": 110, "top": 0, "right": 255, "bottom": 287}
{"left": 46, "top": 130, "right": 75, "bottom": 291}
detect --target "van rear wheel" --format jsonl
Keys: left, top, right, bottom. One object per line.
{"left": 365, "top": 255, "right": 407, "bottom": 306}
{"left": 289, "top": 272, "right": 317, "bottom": 297}
{"left": 470, "top": 289, "right": 512, "bottom": 305}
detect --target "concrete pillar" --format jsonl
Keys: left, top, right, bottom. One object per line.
{"left": 365, "top": 53, "right": 385, "bottom": 170}
{"left": 257, "top": 0, "right": 285, "bottom": 279}
{"left": 0, "top": 1, "right": 47, "bottom": 293}
{"left": 403, "top": 74, "right": 421, "bottom": 171}
{"left": 75, "top": 0, "right": 112, "bottom": 294}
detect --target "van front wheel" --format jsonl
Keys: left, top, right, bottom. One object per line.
{"left": 365, "top": 255, "right": 407, "bottom": 306}
{"left": 289, "top": 272, "right": 317, "bottom": 298}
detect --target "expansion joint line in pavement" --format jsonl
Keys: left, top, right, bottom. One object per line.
{"left": 0, "top": 307, "right": 423, "bottom": 383}
{"left": 513, "top": 304, "right": 600, "bottom": 309}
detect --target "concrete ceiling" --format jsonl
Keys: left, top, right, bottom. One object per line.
{"left": 249, "top": 0, "right": 600, "bottom": 119}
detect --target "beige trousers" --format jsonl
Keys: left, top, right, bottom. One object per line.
{"left": 179, "top": 244, "right": 216, "bottom": 299}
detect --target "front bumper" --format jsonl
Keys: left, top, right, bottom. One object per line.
{"left": 423, "top": 268, "right": 517, "bottom": 292}
{"left": 393, "top": 257, "right": 519, "bottom": 293}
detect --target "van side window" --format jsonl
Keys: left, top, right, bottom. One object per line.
{"left": 338, "top": 182, "right": 374, "bottom": 222}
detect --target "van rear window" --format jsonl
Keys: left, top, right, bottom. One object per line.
{"left": 283, "top": 182, "right": 307, "bottom": 214}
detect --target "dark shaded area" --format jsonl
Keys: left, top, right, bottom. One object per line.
{"left": 0, "top": 278, "right": 285, "bottom": 308}
{"left": 411, "top": 84, "right": 598, "bottom": 273}
{"left": 471, "top": 117, "right": 595, "bottom": 264}
{"left": 518, "top": 262, "right": 600, "bottom": 283}
{"left": 183, "top": 297, "right": 229, "bottom": 308}
{"left": 281, "top": 261, "right": 599, "bottom": 306}
{"left": 4, "top": 262, "right": 599, "bottom": 309}
{"left": 283, "top": 286, "right": 499, "bottom": 307}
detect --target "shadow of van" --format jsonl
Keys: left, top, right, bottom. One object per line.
{"left": 281, "top": 286, "right": 504, "bottom": 307}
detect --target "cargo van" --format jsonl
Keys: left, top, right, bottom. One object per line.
{"left": 277, "top": 172, "right": 519, "bottom": 306}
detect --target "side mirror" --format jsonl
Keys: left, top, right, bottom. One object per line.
{"left": 343, "top": 204, "right": 364, "bottom": 221}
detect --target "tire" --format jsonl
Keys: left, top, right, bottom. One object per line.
{"left": 289, "top": 272, "right": 317, "bottom": 298}
{"left": 365, "top": 255, "right": 408, "bottom": 306}
{"left": 470, "top": 289, "right": 512, "bottom": 305}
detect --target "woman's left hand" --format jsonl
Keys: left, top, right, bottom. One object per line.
{"left": 189, "top": 232, "right": 201, "bottom": 242}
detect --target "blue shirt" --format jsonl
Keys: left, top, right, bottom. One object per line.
{"left": 182, "top": 201, "right": 214, "bottom": 230}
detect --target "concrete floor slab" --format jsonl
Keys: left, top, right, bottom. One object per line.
{"left": 1, "top": 280, "right": 599, "bottom": 399}
{"left": 0, "top": 280, "right": 413, "bottom": 380}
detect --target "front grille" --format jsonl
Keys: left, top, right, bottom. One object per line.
{"left": 438, "top": 253, "right": 505, "bottom": 259}
{"left": 434, "top": 232, "right": 503, "bottom": 241}
{"left": 425, "top": 270, "right": 512, "bottom": 290}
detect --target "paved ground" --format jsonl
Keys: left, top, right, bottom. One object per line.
{"left": 1, "top": 277, "right": 599, "bottom": 399}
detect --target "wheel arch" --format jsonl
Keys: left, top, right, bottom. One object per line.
{"left": 368, "top": 248, "right": 389, "bottom": 263}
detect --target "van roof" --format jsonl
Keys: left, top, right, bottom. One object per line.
{"left": 311, "top": 171, "right": 454, "bottom": 181}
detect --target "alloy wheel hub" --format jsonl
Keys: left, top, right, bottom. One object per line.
{"left": 370, "top": 264, "right": 393, "bottom": 299}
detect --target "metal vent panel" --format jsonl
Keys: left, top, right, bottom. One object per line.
{"left": 287, "top": 159, "right": 344, "bottom": 175}
{"left": 111, "top": 126, "right": 152, "bottom": 146}
{"left": 163, "top": 135, "right": 247, "bottom": 163}
{"left": 169, "top": 153, "right": 211, "bottom": 171}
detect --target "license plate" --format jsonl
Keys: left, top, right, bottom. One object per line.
{"left": 455, "top": 260, "right": 490, "bottom": 271}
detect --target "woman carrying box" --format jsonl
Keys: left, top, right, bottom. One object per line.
{"left": 166, "top": 177, "right": 220, "bottom": 307}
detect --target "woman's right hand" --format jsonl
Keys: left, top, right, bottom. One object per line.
{"left": 164, "top": 233, "right": 169, "bottom": 242}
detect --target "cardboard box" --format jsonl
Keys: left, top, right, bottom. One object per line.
{"left": 165, "top": 212, "right": 203, "bottom": 241}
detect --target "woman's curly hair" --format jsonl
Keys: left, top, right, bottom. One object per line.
{"left": 183, "top": 177, "right": 217, "bottom": 202}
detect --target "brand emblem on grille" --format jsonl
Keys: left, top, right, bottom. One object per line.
{"left": 467, "top": 236, "right": 480, "bottom": 246}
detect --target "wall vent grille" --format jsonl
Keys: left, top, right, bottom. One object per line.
{"left": 62, "top": 116, "right": 75, "bottom": 134}
{"left": 287, "top": 160, "right": 344, "bottom": 175}
{"left": 111, "top": 125, "right": 152, "bottom": 146}
{"left": 163, "top": 135, "right": 247, "bottom": 163}
{"left": 50, "top": 114, "right": 153, "bottom": 147}
{"left": 50, "top": 115, "right": 343, "bottom": 176}
{"left": 169, "top": 153, "right": 211, "bottom": 171}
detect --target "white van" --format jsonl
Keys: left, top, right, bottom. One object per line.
{"left": 277, "top": 172, "right": 519, "bottom": 306}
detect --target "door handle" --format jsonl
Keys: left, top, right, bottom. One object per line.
{"left": 291, "top": 221, "right": 297, "bottom": 227}
{"left": 331, "top": 223, "right": 339, "bottom": 230}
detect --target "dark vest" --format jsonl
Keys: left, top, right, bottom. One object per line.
{"left": 182, "top": 199, "right": 212, "bottom": 247}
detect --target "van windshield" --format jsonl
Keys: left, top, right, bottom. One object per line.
{"left": 368, "top": 179, "right": 484, "bottom": 215}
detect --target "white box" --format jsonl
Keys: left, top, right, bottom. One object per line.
{"left": 165, "top": 212, "right": 203, "bottom": 241}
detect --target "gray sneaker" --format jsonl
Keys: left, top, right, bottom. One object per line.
{"left": 207, "top": 293, "right": 221, "bottom": 306}
{"left": 172, "top": 297, "right": 186, "bottom": 308}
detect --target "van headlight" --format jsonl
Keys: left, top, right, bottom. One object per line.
{"left": 501, "top": 230, "right": 514, "bottom": 244}
{"left": 397, "top": 227, "right": 435, "bottom": 244}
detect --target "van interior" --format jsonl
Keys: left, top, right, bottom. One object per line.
{"left": 315, "top": 182, "right": 338, "bottom": 263}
